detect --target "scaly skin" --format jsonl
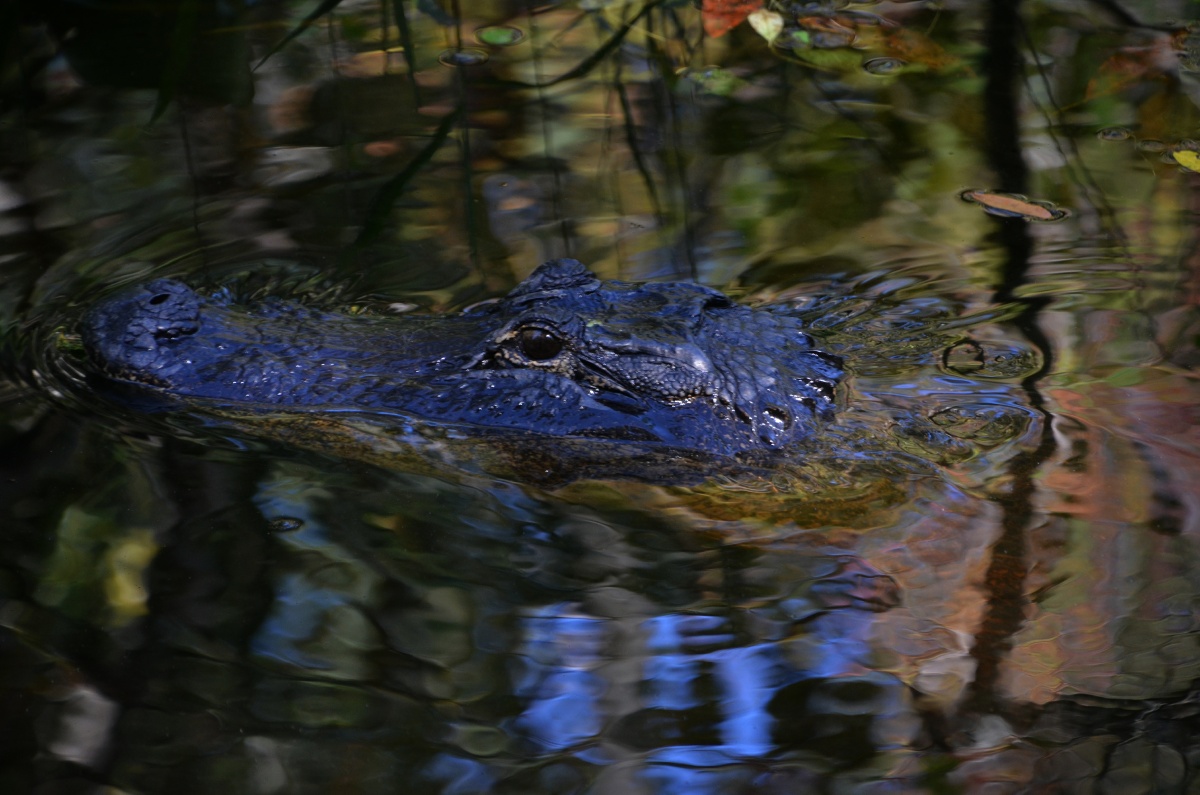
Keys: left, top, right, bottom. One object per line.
{"left": 83, "top": 259, "right": 843, "bottom": 456}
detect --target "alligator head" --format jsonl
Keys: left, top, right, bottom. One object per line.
{"left": 82, "top": 259, "right": 843, "bottom": 456}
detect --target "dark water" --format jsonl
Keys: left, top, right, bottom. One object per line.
{"left": 2, "top": 1, "right": 1199, "bottom": 793}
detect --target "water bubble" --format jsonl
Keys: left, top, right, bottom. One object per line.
{"left": 475, "top": 26, "right": 525, "bottom": 47}
{"left": 941, "top": 340, "right": 1041, "bottom": 379}
{"left": 438, "top": 48, "right": 490, "bottom": 68}
{"left": 1096, "top": 126, "right": 1132, "bottom": 142}
{"left": 891, "top": 419, "right": 975, "bottom": 464}
{"left": 929, "top": 403, "right": 1032, "bottom": 446}
{"left": 863, "top": 57, "right": 907, "bottom": 75}
{"left": 268, "top": 516, "right": 305, "bottom": 532}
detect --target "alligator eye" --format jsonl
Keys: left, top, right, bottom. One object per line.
{"left": 518, "top": 328, "right": 563, "bottom": 360}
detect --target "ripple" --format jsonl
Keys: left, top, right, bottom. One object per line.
{"left": 941, "top": 339, "right": 1043, "bottom": 380}
{"left": 929, "top": 402, "right": 1034, "bottom": 446}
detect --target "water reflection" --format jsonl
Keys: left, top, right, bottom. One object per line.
{"left": 113, "top": 458, "right": 944, "bottom": 792}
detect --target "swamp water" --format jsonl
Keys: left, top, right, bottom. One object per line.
{"left": 1, "top": 1, "right": 1199, "bottom": 792}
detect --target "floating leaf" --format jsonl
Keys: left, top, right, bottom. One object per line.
{"left": 1172, "top": 149, "right": 1200, "bottom": 172}
{"left": 702, "top": 0, "right": 764, "bottom": 39}
{"left": 475, "top": 26, "right": 525, "bottom": 47}
{"left": 748, "top": 9, "right": 783, "bottom": 43}
{"left": 960, "top": 190, "right": 1068, "bottom": 222}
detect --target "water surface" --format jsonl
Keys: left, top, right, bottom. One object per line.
{"left": 1, "top": 1, "right": 1199, "bottom": 792}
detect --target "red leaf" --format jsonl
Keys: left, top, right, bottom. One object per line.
{"left": 702, "top": 0, "right": 764, "bottom": 39}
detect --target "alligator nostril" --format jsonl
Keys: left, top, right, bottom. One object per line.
{"left": 152, "top": 324, "right": 198, "bottom": 341}
{"left": 148, "top": 293, "right": 171, "bottom": 306}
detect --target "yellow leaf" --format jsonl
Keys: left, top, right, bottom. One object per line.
{"left": 748, "top": 9, "right": 783, "bottom": 43}
{"left": 1172, "top": 150, "right": 1200, "bottom": 172}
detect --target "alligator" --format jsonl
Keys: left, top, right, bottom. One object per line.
{"left": 81, "top": 258, "right": 844, "bottom": 461}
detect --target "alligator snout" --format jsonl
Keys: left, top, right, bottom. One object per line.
{"left": 83, "top": 279, "right": 202, "bottom": 379}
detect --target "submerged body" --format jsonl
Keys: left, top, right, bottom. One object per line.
{"left": 83, "top": 259, "right": 843, "bottom": 457}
